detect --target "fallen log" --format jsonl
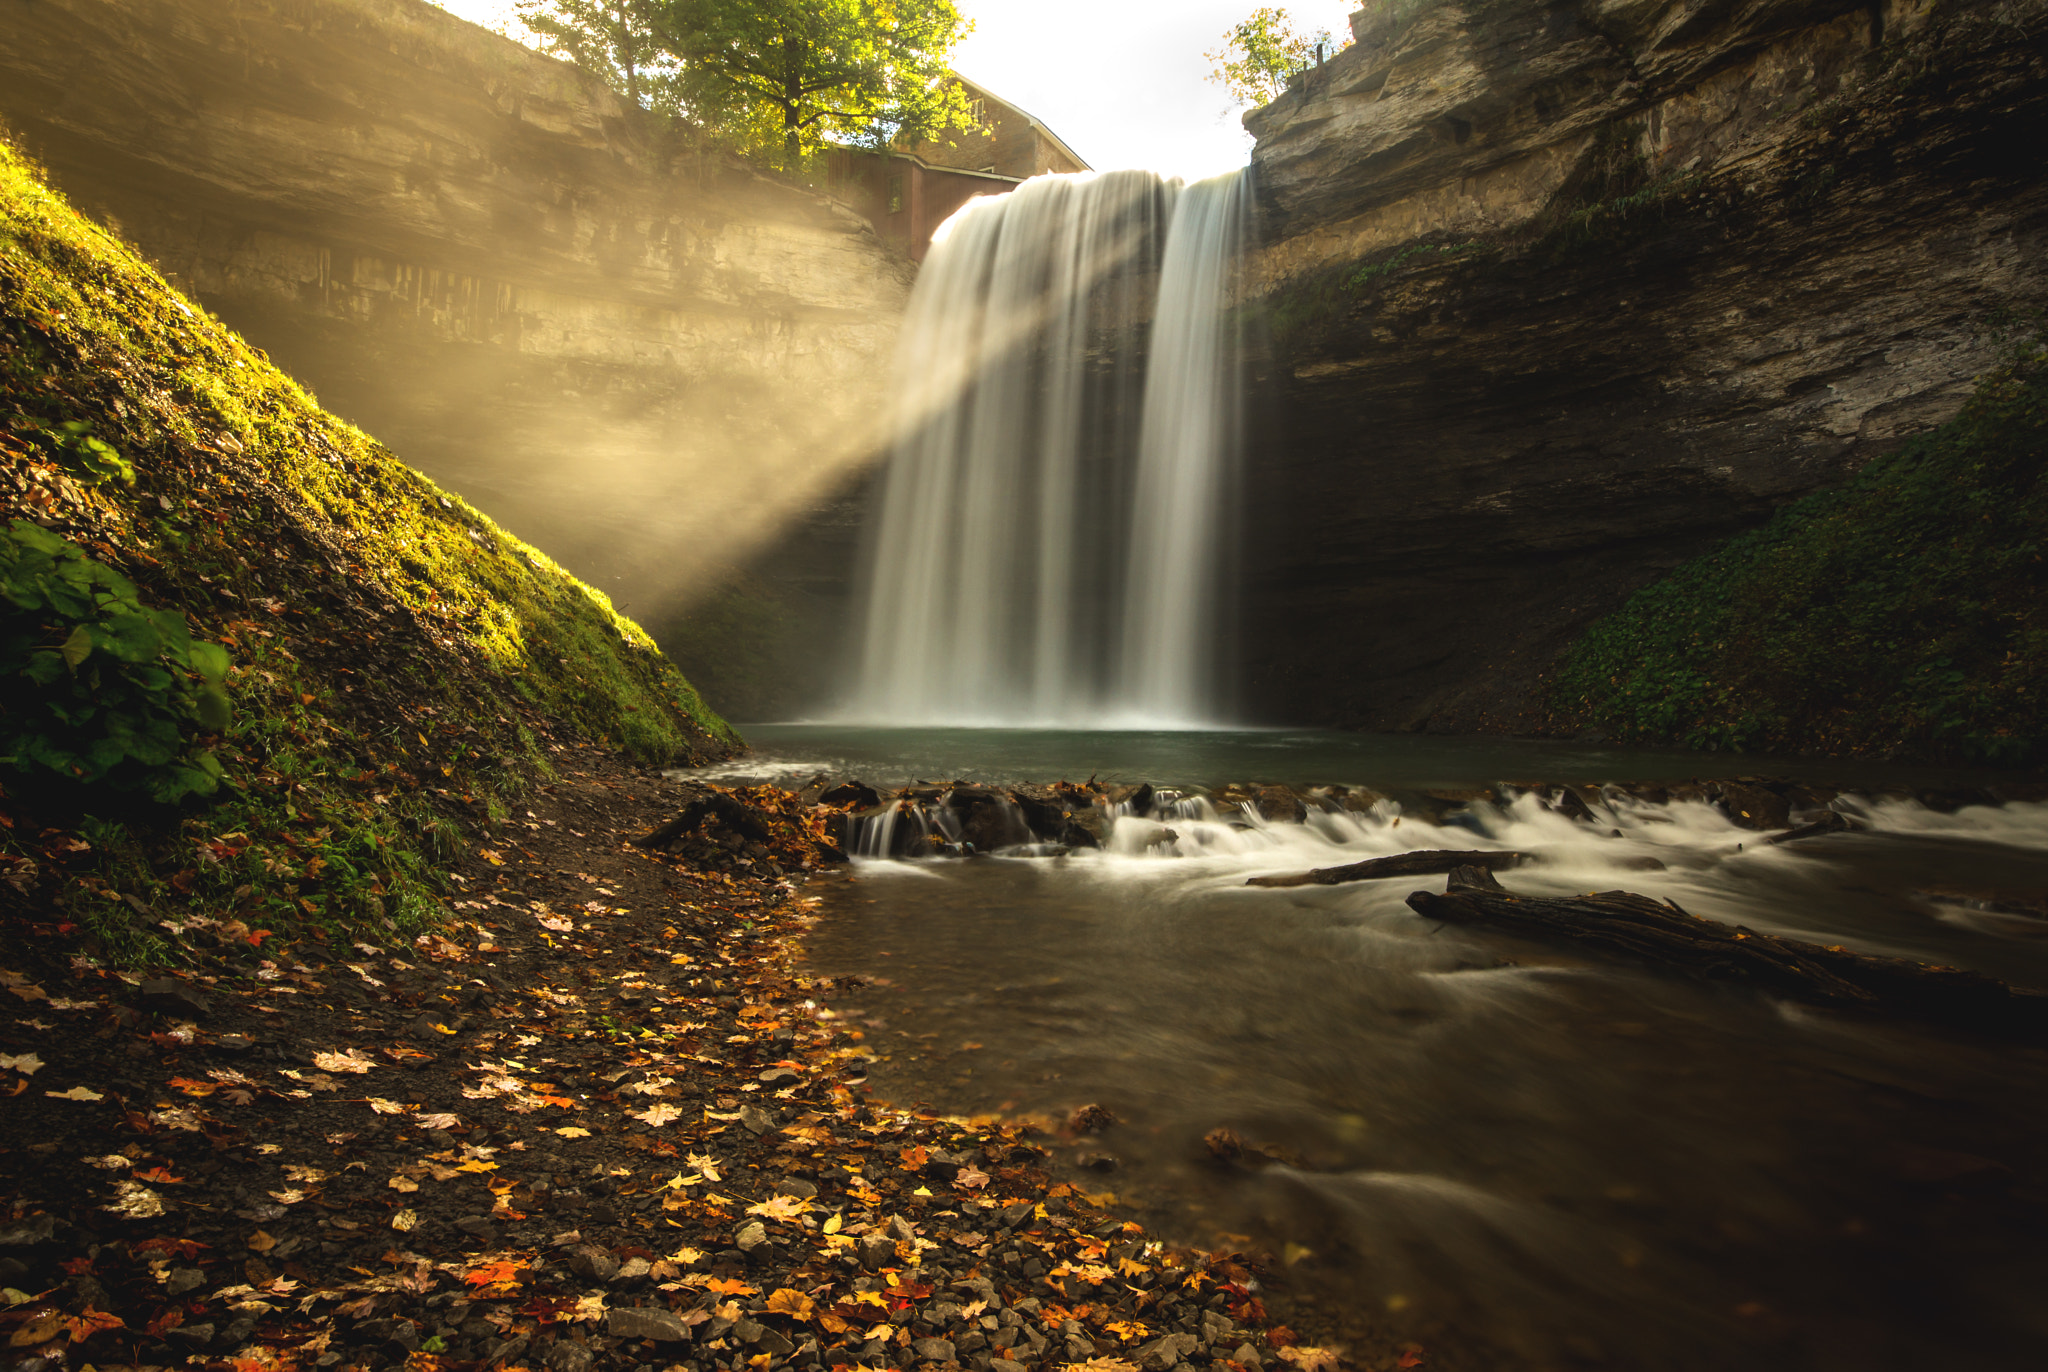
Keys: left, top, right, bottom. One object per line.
{"left": 1247, "top": 849, "right": 1522, "bottom": 889}
{"left": 1407, "top": 876, "right": 2048, "bottom": 1040}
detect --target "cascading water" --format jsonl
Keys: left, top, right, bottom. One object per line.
{"left": 843, "top": 168, "right": 1248, "bottom": 727}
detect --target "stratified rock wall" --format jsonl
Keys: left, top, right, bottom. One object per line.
{"left": 1242, "top": 0, "right": 2048, "bottom": 733}
{"left": 0, "top": 0, "right": 912, "bottom": 663}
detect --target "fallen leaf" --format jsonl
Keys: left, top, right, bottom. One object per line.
{"left": 106, "top": 1180, "right": 166, "bottom": 1217}
{"left": 464, "top": 1260, "right": 525, "bottom": 1288}
{"left": 387, "top": 1176, "right": 420, "bottom": 1193}
{"left": 765, "top": 1289, "right": 816, "bottom": 1320}
{"left": 1278, "top": 1347, "right": 1344, "bottom": 1372}
{"left": 248, "top": 1231, "right": 277, "bottom": 1253}
{"left": 746, "top": 1194, "right": 810, "bottom": 1221}
{"left": 632, "top": 1104, "right": 684, "bottom": 1127}
{"left": 0, "top": 1052, "right": 44, "bottom": 1075}
{"left": 415, "top": 1112, "right": 461, "bottom": 1130}
{"left": 9, "top": 1311, "right": 62, "bottom": 1347}
{"left": 555, "top": 1126, "right": 592, "bottom": 1138}
{"left": 312, "top": 1049, "right": 376, "bottom": 1075}
{"left": 46, "top": 1086, "right": 104, "bottom": 1102}
{"left": 390, "top": 1209, "right": 418, "bottom": 1232}
{"left": 1396, "top": 1351, "right": 1426, "bottom": 1370}
{"left": 63, "top": 1309, "right": 124, "bottom": 1344}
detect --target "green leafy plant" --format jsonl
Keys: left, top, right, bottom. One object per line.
{"left": 40, "top": 418, "right": 134, "bottom": 485}
{"left": 0, "top": 520, "right": 232, "bottom": 801}
{"left": 1551, "top": 327, "right": 2048, "bottom": 764}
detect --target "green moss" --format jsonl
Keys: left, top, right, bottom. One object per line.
{"left": 1551, "top": 326, "right": 2048, "bottom": 765}
{"left": 0, "top": 134, "right": 740, "bottom": 962}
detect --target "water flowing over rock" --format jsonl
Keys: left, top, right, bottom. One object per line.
{"left": 845, "top": 170, "right": 1250, "bottom": 726}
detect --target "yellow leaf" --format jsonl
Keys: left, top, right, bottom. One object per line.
{"left": 765, "top": 1289, "right": 816, "bottom": 1321}
{"left": 823, "top": 1213, "right": 843, "bottom": 1235}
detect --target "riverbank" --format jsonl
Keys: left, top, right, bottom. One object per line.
{"left": 0, "top": 747, "right": 1338, "bottom": 1372}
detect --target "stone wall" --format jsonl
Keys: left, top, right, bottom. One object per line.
{"left": 0, "top": 0, "right": 914, "bottom": 709}
{"left": 1238, "top": 0, "right": 2048, "bottom": 733}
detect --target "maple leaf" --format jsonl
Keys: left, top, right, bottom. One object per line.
{"left": 746, "top": 1194, "right": 811, "bottom": 1222}
{"left": 416, "top": 1112, "right": 461, "bottom": 1130}
{"left": 312, "top": 1049, "right": 375, "bottom": 1074}
{"left": 135, "top": 1166, "right": 185, "bottom": 1184}
{"left": 1277, "top": 1347, "right": 1343, "bottom": 1372}
{"left": 268, "top": 1189, "right": 307, "bottom": 1205}
{"left": 62, "top": 1310, "right": 123, "bottom": 1344}
{"left": 765, "top": 1289, "right": 816, "bottom": 1320}
{"left": 897, "top": 1144, "right": 929, "bottom": 1171}
{"left": 464, "top": 1260, "right": 525, "bottom": 1288}
{"left": 555, "top": 1126, "right": 592, "bottom": 1138}
{"left": 704, "top": 1278, "right": 757, "bottom": 1297}
{"left": 365, "top": 1098, "right": 408, "bottom": 1115}
{"left": 46, "top": 1086, "right": 104, "bottom": 1101}
{"left": 0, "top": 1051, "right": 44, "bottom": 1074}
{"left": 954, "top": 1164, "right": 991, "bottom": 1190}
{"left": 632, "top": 1103, "right": 684, "bottom": 1127}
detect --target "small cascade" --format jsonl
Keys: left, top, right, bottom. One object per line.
{"left": 844, "top": 168, "right": 1249, "bottom": 727}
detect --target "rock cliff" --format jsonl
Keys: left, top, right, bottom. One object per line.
{"left": 0, "top": 0, "right": 913, "bottom": 702}
{"left": 1239, "top": 0, "right": 2048, "bottom": 733}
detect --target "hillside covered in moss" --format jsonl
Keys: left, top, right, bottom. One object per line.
{"left": 1551, "top": 328, "right": 2048, "bottom": 766}
{"left": 0, "top": 134, "right": 738, "bottom": 965}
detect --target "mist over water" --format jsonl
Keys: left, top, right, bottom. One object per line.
{"left": 843, "top": 169, "right": 1248, "bottom": 727}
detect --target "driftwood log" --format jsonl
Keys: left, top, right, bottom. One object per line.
{"left": 1246, "top": 849, "right": 1523, "bottom": 889}
{"left": 1409, "top": 870, "right": 2048, "bottom": 1040}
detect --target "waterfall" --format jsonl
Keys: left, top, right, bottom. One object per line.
{"left": 843, "top": 168, "right": 1248, "bottom": 727}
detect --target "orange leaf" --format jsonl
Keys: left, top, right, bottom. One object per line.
{"left": 765, "top": 1289, "right": 816, "bottom": 1321}
{"left": 898, "top": 1144, "right": 929, "bottom": 1171}
{"left": 63, "top": 1310, "right": 123, "bottom": 1343}
{"left": 464, "top": 1260, "right": 524, "bottom": 1287}
{"left": 704, "top": 1278, "right": 757, "bottom": 1296}
{"left": 1397, "top": 1352, "right": 1425, "bottom": 1369}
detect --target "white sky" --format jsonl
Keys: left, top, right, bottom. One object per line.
{"left": 429, "top": 1, "right": 1363, "bottom": 179}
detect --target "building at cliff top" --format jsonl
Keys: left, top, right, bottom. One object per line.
{"left": 823, "top": 74, "right": 1092, "bottom": 261}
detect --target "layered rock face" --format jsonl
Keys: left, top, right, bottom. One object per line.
{"left": 0, "top": 0, "right": 912, "bottom": 691}
{"left": 1240, "top": 0, "right": 2048, "bottom": 733}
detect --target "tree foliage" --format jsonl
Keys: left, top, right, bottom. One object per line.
{"left": 518, "top": 0, "right": 974, "bottom": 170}
{"left": 663, "top": 0, "right": 973, "bottom": 168}
{"left": 1206, "top": 7, "right": 1349, "bottom": 109}
{"left": 516, "top": 1, "right": 676, "bottom": 111}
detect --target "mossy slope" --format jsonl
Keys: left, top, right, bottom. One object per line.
{"left": 1551, "top": 336, "right": 2048, "bottom": 765}
{"left": 0, "top": 136, "right": 738, "bottom": 964}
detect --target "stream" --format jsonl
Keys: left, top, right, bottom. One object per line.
{"left": 701, "top": 726, "right": 2048, "bottom": 1371}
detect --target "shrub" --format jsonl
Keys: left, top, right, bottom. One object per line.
{"left": 0, "top": 520, "right": 231, "bottom": 802}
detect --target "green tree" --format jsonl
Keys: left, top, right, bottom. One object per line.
{"left": 658, "top": 0, "right": 974, "bottom": 169}
{"left": 516, "top": 1, "right": 675, "bottom": 110}
{"left": 1206, "top": 7, "right": 1348, "bottom": 108}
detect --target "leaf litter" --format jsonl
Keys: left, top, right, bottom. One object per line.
{"left": 0, "top": 745, "right": 1355, "bottom": 1370}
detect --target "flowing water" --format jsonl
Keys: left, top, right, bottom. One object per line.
{"left": 698, "top": 727, "right": 2048, "bottom": 1370}
{"left": 842, "top": 171, "right": 1248, "bottom": 726}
